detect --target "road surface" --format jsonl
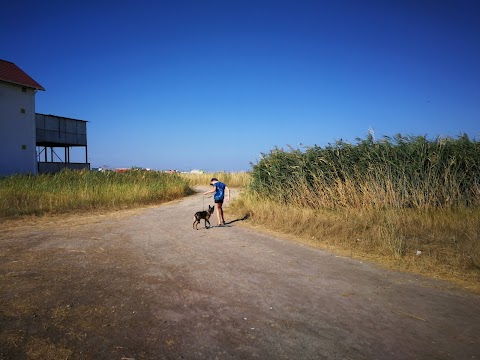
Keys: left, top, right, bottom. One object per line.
{"left": 0, "top": 187, "right": 479, "bottom": 359}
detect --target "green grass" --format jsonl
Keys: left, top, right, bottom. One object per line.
{"left": 0, "top": 169, "right": 193, "bottom": 217}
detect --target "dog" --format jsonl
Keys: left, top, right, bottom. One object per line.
{"left": 193, "top": 205, "right": 214, "bottom": 230}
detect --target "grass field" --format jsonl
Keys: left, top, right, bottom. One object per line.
{"left": 229, "top": 134, "right": 480, "bottom": 291}
{"left": 0, "top": 169, "right": 193, "bottom": 217}
{"left": 0, "top": 170, "right": 251, "bottom": 219}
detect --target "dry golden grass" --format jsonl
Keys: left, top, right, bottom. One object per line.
{"left": 230, "top": 194, "right": 480, "bottom": 292}
{"left": 0, "top": 170, "right": 193, "bottom": 218}
{"left": 241, "top": 136, "right": 480, "bottom": 292}
{"left": 179, "top": 171, "right": 251, "bottom": 188}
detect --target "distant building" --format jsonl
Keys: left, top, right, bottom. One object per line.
{"left": 0, "top": 59, "right": 89, "bottom": 176}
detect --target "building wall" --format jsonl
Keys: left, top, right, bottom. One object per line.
{"left": 0, "top": 81, "right": 37, "bottom": 176}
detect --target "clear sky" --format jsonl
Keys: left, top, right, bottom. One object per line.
{"left": 1, "top": 0, "right": 479, "bottom": 171}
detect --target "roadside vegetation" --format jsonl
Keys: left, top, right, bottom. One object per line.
{"left": 230, "top": 134, "right": 480, "bottom": 291}
{"left": 1, "top": 136, "right": 478, "bottom": 291}
{"left": 0, "top": 169, "right": 193, "bottom": 217}
{"left": 180, "top": 171, "right": 250, "bottom": 188}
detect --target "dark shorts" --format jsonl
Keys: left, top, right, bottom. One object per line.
{"left": 214, "top": 199, "right": 224, "bottom": 204}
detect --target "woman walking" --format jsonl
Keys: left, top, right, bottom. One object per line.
{"left": 204, "top": 177, "right": 230, "bottom": 226}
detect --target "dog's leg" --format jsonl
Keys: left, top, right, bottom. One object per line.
{"left": 205, "top": 219, "right": 210, "bottom": 229}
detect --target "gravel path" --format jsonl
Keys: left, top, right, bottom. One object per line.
{"left": 0, "top": 186, "right": 479, "bottom": 359}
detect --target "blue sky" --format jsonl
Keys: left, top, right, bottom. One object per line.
{"left": 1, "top": 0, "right": 479, "bottom": 171}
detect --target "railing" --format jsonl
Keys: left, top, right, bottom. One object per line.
{"left": 37, "top": 162, "right": 90, "bottom": 173}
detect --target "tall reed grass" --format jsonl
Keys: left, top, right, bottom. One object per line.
{"left": 231, "top": 134, "right": 480, "bottom": 290}
{"left": 249, "top": 134, "right": 480, "bottom": 209}
{"left": 0, "top": 169, "right": 193, "bottom": 217}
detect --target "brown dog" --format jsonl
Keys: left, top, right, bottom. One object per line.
{"left": 193, "top": 205, "right": 214, "bottom": 230}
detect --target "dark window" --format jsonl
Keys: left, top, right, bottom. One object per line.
{"left": 22, "top": 87, "right": 27, "bottom": 92}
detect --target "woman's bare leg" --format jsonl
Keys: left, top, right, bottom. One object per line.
{"left": 215, "top": 202, "right": 223, "bottom": 225}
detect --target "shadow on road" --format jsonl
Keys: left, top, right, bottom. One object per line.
{"left": 225, "top": 214, "right": 250, "bottom": 225}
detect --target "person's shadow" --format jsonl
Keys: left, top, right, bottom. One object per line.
{"left": 224, "top": 214, "right": 250, "bottom": 226}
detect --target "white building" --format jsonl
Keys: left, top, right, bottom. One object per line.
{"left": 1, "top": 59, "right": 89, "bottom": 176}
{"left": 0, "top": 59, "right": 45, "bottom": 176}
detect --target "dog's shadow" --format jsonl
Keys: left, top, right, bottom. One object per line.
{"left": 224, "top": 213, "right": 250, "bottom": 226}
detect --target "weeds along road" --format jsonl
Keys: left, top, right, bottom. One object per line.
{"left": 0, "top": 186, "right": 479, "bottom": 360}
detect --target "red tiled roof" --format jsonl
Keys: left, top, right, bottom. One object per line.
{"left": 0, "top": 59, "right": 45, "bottom": 91}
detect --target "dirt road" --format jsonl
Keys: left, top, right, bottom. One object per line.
{"left": 1, "top": 187, "right": 479, "bottom": 360}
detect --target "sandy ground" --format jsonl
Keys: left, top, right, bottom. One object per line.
{"left": 0, "top": 186, "right": 479, "bottom": 360}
